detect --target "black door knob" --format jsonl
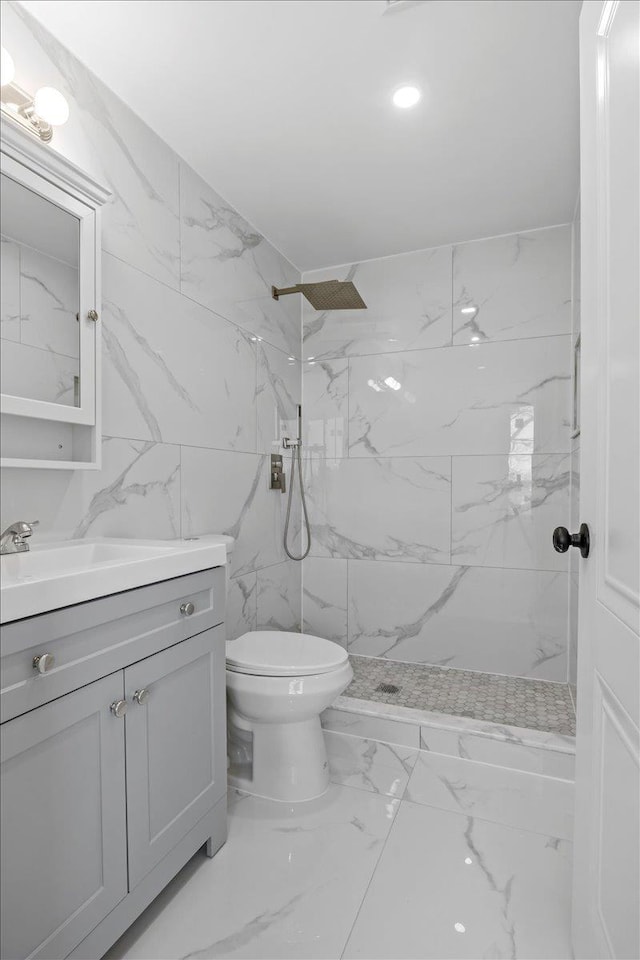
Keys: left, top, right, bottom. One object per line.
{"left": 553, "top": 523, "right": 590, "bottom": 558}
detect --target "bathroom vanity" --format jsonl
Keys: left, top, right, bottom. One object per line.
{"left": 0, "top": 538, "right": 229, "bottom": 960}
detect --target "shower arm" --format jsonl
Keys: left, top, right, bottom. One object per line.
{"left": 271, "top": 285, "right": 300, "bottom": 300}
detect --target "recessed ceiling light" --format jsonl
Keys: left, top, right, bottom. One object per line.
{"left": 393, "top": 85, "right": 421, "bottom": 109}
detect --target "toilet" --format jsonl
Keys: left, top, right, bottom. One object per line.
{"left": 226, "top": 631, "right": 353, "bottom": 802}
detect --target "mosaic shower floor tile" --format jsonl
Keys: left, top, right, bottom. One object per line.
{"left": 344, "top": 656, "right": 576, "bottom": 736}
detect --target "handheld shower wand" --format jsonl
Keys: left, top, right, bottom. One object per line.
{"left": 283, "top": 405, "right": 311, "bottom": 562}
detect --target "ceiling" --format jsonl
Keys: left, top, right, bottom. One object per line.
{"left": 17, "top": 0, "right": 581, "bottom": 271}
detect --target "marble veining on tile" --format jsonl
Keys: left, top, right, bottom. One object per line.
{"left": 344, "top": 655, "right": 576, "bottom": 736}
{"left": 105, "top": 780, "right": 573, "bottom": 960}
{"left": 302, "top": 245, "right": 452, "bottom": 360}
{"left": 304, "top": 457, "right": 451, "bottom": 564}
{"left": 452, "top": 225, "right": 572, "bottom": 344}
{"left": 347, "top": 560, "right": 568, "bottom": 681}
{"left": 324, "top": 730, "right": 418, "bottom": 798}
{"left": 105, "top": 785, "right": 400, "bottom": 960}
{"left": 343, "top": 800, "right": 572, "bottom": 959}
{"left": 451, "top": 453, "right": 571, "bottom": 570}
{"left": 348, "top": 336, "right": 572, "bottom": 458}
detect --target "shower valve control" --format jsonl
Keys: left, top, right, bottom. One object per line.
{"left": 270, "top": 453, "right": 286, "bottom": 493}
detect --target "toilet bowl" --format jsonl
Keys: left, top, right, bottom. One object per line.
{"left": 226, "top": 631, "right": 353, "bottom": 802}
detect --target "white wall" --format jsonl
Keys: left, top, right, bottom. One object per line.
{"left": 301, "top": 225, "right": 574, "bottom": 681}
{"left": 0, "top": 1, "right": 302, "bottom": 639}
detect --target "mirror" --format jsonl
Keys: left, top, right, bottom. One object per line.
{"left": 0, "top": 172, "right": 80, "bottom": 407}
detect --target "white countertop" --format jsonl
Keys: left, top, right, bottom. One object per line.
{"left": 0, "top": 535, "right": 233, "bottom": 623}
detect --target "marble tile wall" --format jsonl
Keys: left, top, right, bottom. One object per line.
{"left": 0, "top": 235, "right": 79, "bottom": 405}
{"left": 0, "top": 2, "right": 302, "bottom": 639}
{"left": 302, "top": 225, "right": 574, "bottom": 681}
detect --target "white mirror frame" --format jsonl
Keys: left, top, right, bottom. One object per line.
{"left": 1, "top": 116, "right": 110, "bottom": 427}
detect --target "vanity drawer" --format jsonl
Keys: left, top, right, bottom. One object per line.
{"left": 0, "top": 567, "right": 225, "bottom": 723}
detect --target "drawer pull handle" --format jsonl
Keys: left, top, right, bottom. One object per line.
{"left": 110, "top": 700, "right": 128, "bottom": 719}
{"left": 32, "top": 653, "right": 55, "bottom": 674}
{"left": 180, "top": 601, "right": 195, "bottom": 617}
{"left": 134, "top": 688, "right": 150, "bottom": 705}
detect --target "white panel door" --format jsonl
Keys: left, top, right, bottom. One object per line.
{"left": 572, "top": 3, "right": 640, "bottom": 958}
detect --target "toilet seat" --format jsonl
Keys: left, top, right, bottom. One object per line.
{"left": 226, "top": 630, "right": 348, "bottom": 677}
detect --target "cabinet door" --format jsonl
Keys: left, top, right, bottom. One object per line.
{"left": 1, "top": 673, "right": 127, "bottom": 960}
{"left": 124, "top": 626, "right": 226, "bottom": 887}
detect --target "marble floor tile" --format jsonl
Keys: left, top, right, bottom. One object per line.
{"left": 348, "top": 336, "right": 572, "bottom": 457}
{"left": 304, "top": 458, "right": 451, "bottom": 564}
{"left": 302, "top": 557, "right": 348, "bottom": 646}
{"left": 405, "top": 752, "right": 574, "bottom": 838}
{"left": 325, "top": 731, "right": 418, "bottom": 798}
{"left": 105, "top": 785, "right": 399, "bottom": 960}
{"left": 343, "top": 800, "right": 573, "bottom": 960}
{"left": 302, "top": 245, "right": 452, "bottom": 360}
{"left": 451, "top": 453, "right": 571, "bottom": 571}
{"left": 452, "top": 225, "right": 572, "bottom": 345}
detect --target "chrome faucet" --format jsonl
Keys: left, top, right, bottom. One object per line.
{"left": 0, "top": 520, "right": 39, "bottom": 555}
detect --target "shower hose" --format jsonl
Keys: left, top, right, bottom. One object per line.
{"left": 283, "top": 443, "right": 311, "bottom": 561}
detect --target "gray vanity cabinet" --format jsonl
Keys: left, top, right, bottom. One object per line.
{"left": 0, "top": 673, "right": 128, "bottom": 960}
{"left": 124, "top": 627, "right": 226, "bottom": 887}
{"left": 0, "top": 568, "right": 227, "bottom": 960}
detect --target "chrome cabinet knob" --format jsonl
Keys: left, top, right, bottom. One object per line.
{"left": 133, "top": 688, "right": 150, "bottom": 705}
{"left": 110, "top": 699, "right": 127, "bottom": 718}
{"left": 180, "top": 601, "right": 195, "bottom": 616}
{"left": 87, "top": 309, "right": 99, "bottom": 322}
{"left": 32, "top": 653, "right": 55, "bottom": 673}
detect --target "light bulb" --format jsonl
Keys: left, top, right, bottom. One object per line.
{"left": 393, "top": 85, "right": 421, "bottom": 109}
{"left": 34, "top": 86, "right": 69, "bottom": 125}
{"left": 1, "top": 47, "right": 15, "bottom": 87}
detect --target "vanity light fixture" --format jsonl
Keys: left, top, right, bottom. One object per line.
{"left": 0, "top": 48, "right": 69, "bottom": 142}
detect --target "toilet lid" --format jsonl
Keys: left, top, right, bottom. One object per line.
{"left": 226, "top": 631, "right": 348, "bottom": 677}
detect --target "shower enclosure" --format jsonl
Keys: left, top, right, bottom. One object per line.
{"left": 296, "top": 219, "right": 580, "bottom": 737}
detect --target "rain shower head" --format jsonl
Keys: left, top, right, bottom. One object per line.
{"left": 271, "top": 280, "right": 366, "bottom": 310}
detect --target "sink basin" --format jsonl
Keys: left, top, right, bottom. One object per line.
{"left": 0, "top": 536, "right": 232, "bottom": 623}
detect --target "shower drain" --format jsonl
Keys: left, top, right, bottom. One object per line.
{"left": 375, "top": 682, "right": 401, "bottom": 695}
